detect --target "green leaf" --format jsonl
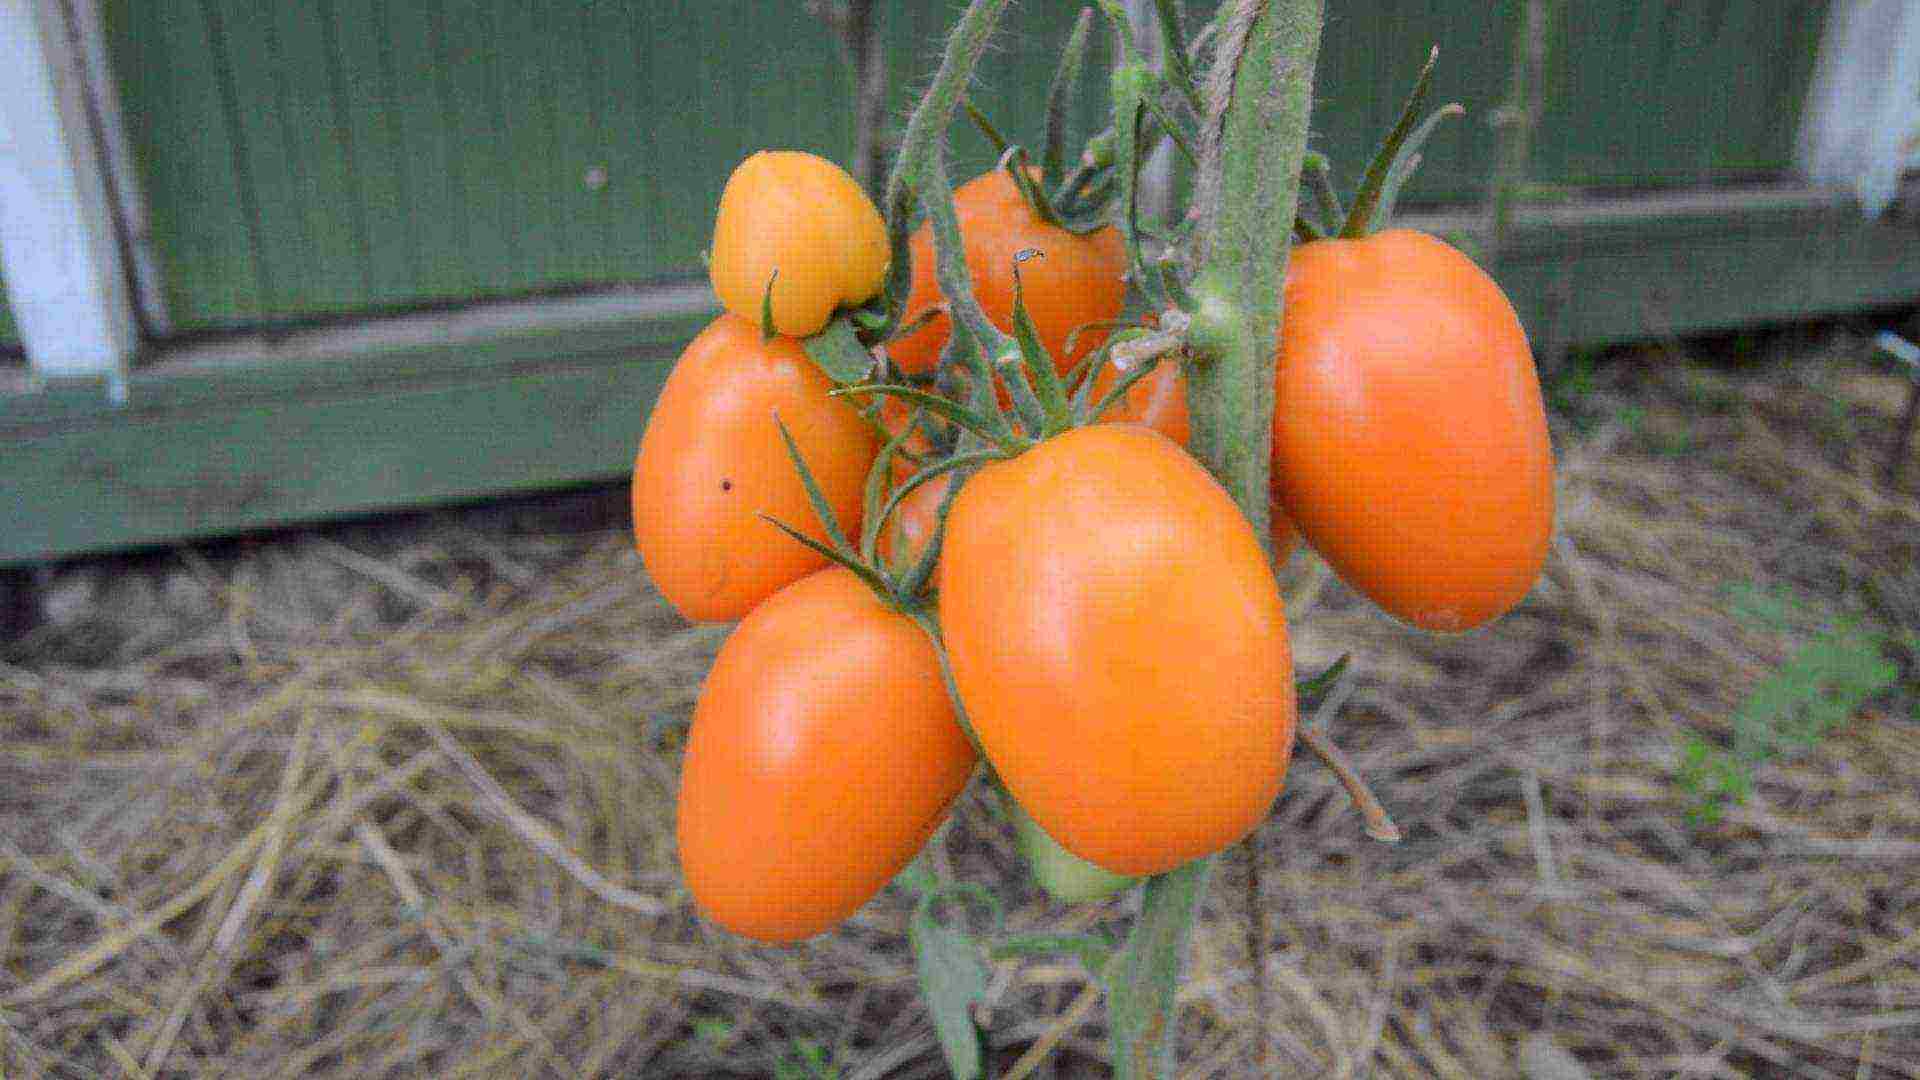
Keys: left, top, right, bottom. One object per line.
{"left": 963, "top": 99, "right": 1011, "bottom": 158}
{"left": 1009, "top": 250, "right": 1072, "bottom": 434}
{"left": 771, "top": 414, "right": 859, "bottom": 557}
{"left": 1109, "top": 858, "right": 1211, "bottom": 1078}
{"left": 1297, "top": 653, "right": 1353, "bottom": 702}
{"left": 760, "top": 268, "right": 781, "bottom": 340}
{"left": 990, "top": 932, "right": 1119, "bottom": 976}
{"left": 1302, "top": 151, "right": 1343, "bottom": 234}
{"left": 831, "top": 385, "right": 1024, "bottom": 455}
{"left": 910, "top": 885, "right": 996, "bottom": 1080}
{"left": 803, "top": 314, "right": 879, "bottom": 385}
{"left": 1043, "top": 7, "right": 1096, "bottom": 192}
{"left": 1342, "top": 46, "right": 1439, "bottom": 239}
{"left": 1371, "top": 103, "right": 1465, "bottom": 228}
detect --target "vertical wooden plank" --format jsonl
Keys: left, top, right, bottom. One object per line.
{"left": 321, "top": 0, "right": 418, "bottom": 307}
{"left": 101, "top": 0, "right": 262, "bottom": 328}
{"left": 0, "top": 0, "right": 136, "bottom": 379}
{"left": 436, "top": 0, "right": 523, "bottom": 299}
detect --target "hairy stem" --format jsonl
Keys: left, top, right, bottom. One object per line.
{"left": 1108, "top": 2, "right": 1323, "bottom": 1078}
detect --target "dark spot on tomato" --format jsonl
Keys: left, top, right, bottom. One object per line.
{"left": 720, "top": 479, "right": 733, "bottom": 492}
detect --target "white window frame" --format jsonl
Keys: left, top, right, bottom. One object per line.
{"left": 0, "top": 0, "right": 139, "bottom": 387}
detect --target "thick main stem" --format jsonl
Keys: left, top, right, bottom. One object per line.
{"left": 1108, "top": 2, "right": 1322, "bottom": 1078}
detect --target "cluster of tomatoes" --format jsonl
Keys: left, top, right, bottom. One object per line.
{"left": 631, "top": 148, "right": 1553, "bottom": 944}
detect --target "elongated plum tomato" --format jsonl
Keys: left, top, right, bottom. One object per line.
{"left": 1092, "top": 358, "right": 1300, "bottom": 562}
{"left": 709, "top": 151, "right": 889, "bottom": 338}
{"left": 889, "top": 168, "right": 1126, "bottom": 376}
{"left": 676, "top": 567, "right": 976, "bottom": 943}
{"left": 1272, "top": 230, "right": 1553, "bottom": 631}
{"left": 631, "top": 314, "right": 876, "bottom": 622}
{"left": 939, "top": 425, "right": 1297, "bottom": 876}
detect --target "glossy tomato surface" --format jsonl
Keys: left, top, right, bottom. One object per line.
{"left": 709, "top": 151, "right": 889, "bottom": 338}
{"left": 938, "top": 424, "right": 1297, "bottom": 876}
{"left": 631, "top": 314, "right": 876, "bottom": 622}
{"left": 1092, "top": 357, "right": 1299, "bottom": 562}
{"left": 889, "top": 168, "right": 1126, "bottom": 376}
{"left": 677, "top": 568, "right": 976, "bottom": 943}
{"left": 1272, "top": 229, "right": 1553, "bottom": 631}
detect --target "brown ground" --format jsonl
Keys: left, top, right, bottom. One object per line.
{"left": 2, "top": 321, "right": 1917, "bottom": 1078}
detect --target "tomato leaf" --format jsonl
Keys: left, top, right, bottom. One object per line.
{"left": 760, "top": 269, "right": 780, "bottom": 341}
{"left": 1342, "top": 45, "right": 1439, "bottom": 239}
{"left": 1008, "top": 250, "right": 1072, "bottom": 435}
{"left": 1108, "top": 859, "right": 1211, "bottom": 1076}
{"left": 1371, "top": 102, "right": 1466, "bottom": 228}
{"left": 1296, "top": 653, "right": 1353, "bottom": 702}
{"left": 990, "top": 932, "right": 1119, "bottom": 976}
{"left": 910, "top": 886, "right": 996, "bottom": 1080}
{"left": 1301, "top": 151, "right": 1343, "bottom": 235}
{"left": 1042, "top": 7, "right": 1095, "bottom": 193}
{"left": 803, "top": 314, "right": 879, "bottom": 385}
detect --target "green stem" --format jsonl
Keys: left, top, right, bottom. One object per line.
{"left": 1108, "top": 1, "right": 1322, "bottom": 1077}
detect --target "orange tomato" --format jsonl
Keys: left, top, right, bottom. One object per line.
{"left": 938, "top": 424, "right": 1297, "bottom": 876}
{"left": 889, "top": 168, "right": 1126, "bottom": 377}
{"left": 1092, "top": 357, "right": 1300, "bottom": 563}
{"left": 1271, "top": 229, "right": 1554, "bottom": 631}
{"left": 677, "top": 568, "right": 976, "bottom": 943}
{"left": 709, "top": 151, "right": 889, "bottom": 338}
{"left": 631, "top": 313, "right": 877, "bottom": 622}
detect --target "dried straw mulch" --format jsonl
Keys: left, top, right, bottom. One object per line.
{"left": 1, "top": 325, "right": 1917, "bottom": 1078}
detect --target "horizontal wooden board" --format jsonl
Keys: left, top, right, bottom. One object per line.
{"left": 4, "top": 184, "right": 1917, "bottom": 566}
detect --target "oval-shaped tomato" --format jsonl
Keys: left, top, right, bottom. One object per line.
{"left": 631, "top": 313, "right": 877, "bottom": 622}
{"left": 1093, "top": 358, "right": 1300, "bottom": 562}
{"left": 677, "top": 567, "right": 976, "bottom": 943}
{"left": 709, "top": 151, "right": 889, "bottom": 338}
{"left": 1271, "top": 229, "right": 1553, "bottom": 631}
{"left": 938, "top": 424, "right": 1297, "bottom": 876}
{"left": 889, "top": 168, "right": 1126, "bottom": 377}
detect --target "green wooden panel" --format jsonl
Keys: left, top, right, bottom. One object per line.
{"left": 102, "top": 0, "right": 264, "bottom": 325}
{"left": 1, "top": 310, "right": 708, "bottom": 562}
{"left": 100, "top": 1, "right": 1829, "bottom": 333}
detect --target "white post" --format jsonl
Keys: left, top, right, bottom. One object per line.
{"left": 1798, "top": 0, "right": 1920, "bottom": 218}
{"left": 0, "top": 0, "right": 138, "bottom": 385}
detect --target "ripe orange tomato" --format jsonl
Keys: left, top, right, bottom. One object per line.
{"left": 888, "top": 168, "right": 1126, "bottom": 377}
{"left": 938, "top": 424, "right": 1297, "bottom": 876}
{"left": 1093, "top": 357, "right": 1300, "bottom": 563}
{"left": 1271, "top": 230, "right": 1553, "bottom": 632}
{"left": 677, "top": 567, "right": 976, "bottom": 943}
{"left": 709, "top": 151, "right": 889, "bottom": 338}
{"left": 631, "top": 314, "right": 877, "bottom": 622}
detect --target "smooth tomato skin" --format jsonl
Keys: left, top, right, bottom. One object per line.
{"left": 631, "top": 314, "right": 877, "bottom": 622}
{"left": 677, "top": 568, "right": 976, "bottom": 943}
{"left": 1093, "top": 358, "right": 1300, "bottom": 563}
{"left": 889, "top": 169, "right": 1126, "bottom": 376}
{"left": 938, "top": 424, "right": 1297, "bottom": 876}
{"left": 1272, "top": 229, "right": 1554, "bottom": 631}
{"left": 709, "top": 151, "right": 889, "bottom": 338}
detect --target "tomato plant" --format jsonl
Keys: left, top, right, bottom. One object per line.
{"left": 1094, "top": 358, "right": 1301, "bottom": 561}
{"left": 676, "top": 567, "right": 976, "bottom": 943}
{"left": 618, "top": 3, "right": 1558, "bottom": 1075}
{"left": 630, "top": 313, "right": 877, "bottom": 622}
{"left": 937, "top": 424, "right": 1297, "bottom": 877}
{"left": 888, "top": 167, "right": 1127, "bottom": 377}
{"left": 1271, "top": 229, "right": 1554, "bottom": 631}
{"left": 709, "top": 150, "right": 890, "bottom": 338}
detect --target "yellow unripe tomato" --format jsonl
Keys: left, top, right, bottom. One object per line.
{"left": 709, "top": 151, "right": 889, "bottom": 338}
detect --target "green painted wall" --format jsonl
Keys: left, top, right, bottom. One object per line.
{"left": 97, "top": 1, "right": 1827, "bottom": 334}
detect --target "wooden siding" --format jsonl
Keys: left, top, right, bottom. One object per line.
{"left": 97, "top": 1, "right": 1829, "bottom": 335}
